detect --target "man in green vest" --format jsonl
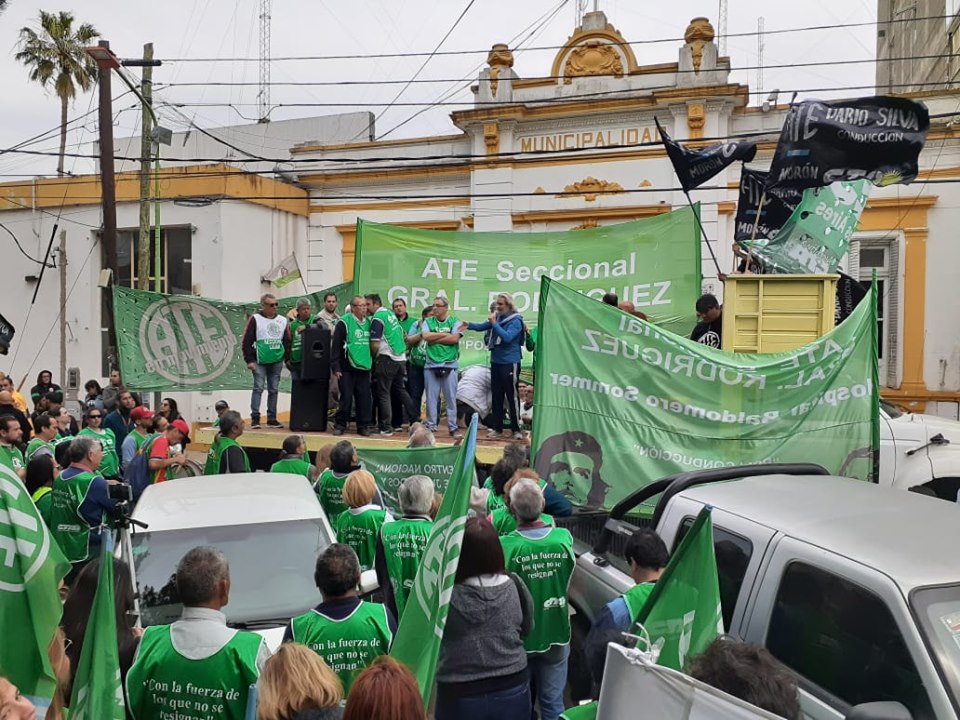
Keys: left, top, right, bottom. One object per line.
{"left": 331, "top": 296, "right": 373, "bottom": 436}
{"left": 368, "top": 293, "right": 420, "bottom": 436}
{"left": 25, "top": 412, "right": 58, "bottom": 463}
{"left": 241, "top": 292, "right": 292, "bottom": 429}
{"left": 374, "top": 474, "right": 435, "bottom": 619}
{"left": 78, "top": 407, "right": 120, "bottom": 479}
{"left": 286, "top": 296, "right": 313, "bottom": 381}
{"left": 271, "top": 434, "right": 316, "bottom": 480}
{"left": 212, "top": 411, "right": 251, "bottom": 474}
{"left": 284, "top": 544, "right": 396, "bottom": 696}
{"left": 0, "top": 413, "right": 25, "bottom": 479}
{"left": 121, "top": 406, "right": 154, "bottom": 474}
{"left": 501, "top": 479, "right": 575, "bottom": 720}
{"left": 315, "top": 440, "right": 357, "bottom": 523}
{"left": 48, "top": 436, "right": 120, "bottom": 576}
{"left": 421, "top": 295, "right": 463, "bottom": 439}
{"left": 584, "top": 528, "right": 668, "bottom": 688}
{"left": 127, "top": 546, "right": 269, "bottom": 720}
{"left": 392, "top": 297, "right": 417, "bottom": 429}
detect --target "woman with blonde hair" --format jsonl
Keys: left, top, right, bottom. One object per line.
{"left": 258, "top": 643, "right": 344, "bottom": 720}
{"left": 335, "top": 470, "right": 391, "bottom": 571}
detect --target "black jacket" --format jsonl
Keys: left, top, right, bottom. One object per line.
{"left": 0, "top": 403, "right": 31, "bottom": 444}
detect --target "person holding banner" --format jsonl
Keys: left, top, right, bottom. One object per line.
{"left": 421, "top": 295, "right": 463, "bottom": 439}
{"left": 126, "top": 546, "right": 269, "bottom": 718}
{"left": 375, "top": 474, "right": 435, "bottom": 619}
{"left": 331, "top": 297, "right": 373, "bottom": 437}
{"left": 242, "top": 293, "right": 292, "bottom": 430}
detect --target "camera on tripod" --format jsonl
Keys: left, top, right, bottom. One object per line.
{"left": 108, "top": 481, "right": 134, "bottom": 503}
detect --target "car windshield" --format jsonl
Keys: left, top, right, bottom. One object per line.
{"left": 881, "top": 399, "right": 905, "bottom": 418}
{"left": 911, "top": 584, "right": 960, "bottom": 712}
{"left": 131, "top": 519, "right": 330, "bottom": 627}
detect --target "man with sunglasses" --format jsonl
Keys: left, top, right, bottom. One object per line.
{"left": 78, "top": 407, "right": 120, "bottom": 480}
{"left": 241, "top": 293, "right": 292, "bottom": 430}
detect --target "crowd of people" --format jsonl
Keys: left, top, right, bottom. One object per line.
{"left": 242, "top": 291, "right": 530, "bottom": 440}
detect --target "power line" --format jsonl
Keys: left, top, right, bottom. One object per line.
{"left": 154, "top": 11, "right": 954, "bottom": 63}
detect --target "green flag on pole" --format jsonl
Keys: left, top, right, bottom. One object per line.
{"left": 0, "top": 462, "right": 70, "bottom": 713}
{"left": 635, "top": 506, "right": 723, "bottom": 671}
{"left": 69, "top": 529, "right": 125, "bottom": 720}
{"left": 390, "top": 415, "right": 479, "bottom": 704}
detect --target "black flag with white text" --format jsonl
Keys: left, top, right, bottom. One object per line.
{"left": 734, "top": 168, "right": 803, "bottom": 241}
{"left": 765, "top": 96, "right": 929, "bottom": 192}
{"left": 655, "top": 117, "right": 758, "bottom": 192}
{"left": 0, "top": 313, "right": 14, "bottom": 355}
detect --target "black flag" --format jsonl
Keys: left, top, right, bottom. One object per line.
{"left": 835, "top": 272, "right": 869, "bottom": 326}
{"left": 734, "top": 169, "right": 803, "bottom": 241}
{"left": 0, "top": 313, "right": 14, "bottom": 355}
{"left": 655, "top": 117, "right": 757, "bottom": 192}
{"left": 766, "top": 96, "right": 929, "bottom": 192}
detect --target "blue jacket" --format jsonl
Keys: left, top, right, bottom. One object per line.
{"left": 467, "top": 313, "right": 524, "bottom": 365}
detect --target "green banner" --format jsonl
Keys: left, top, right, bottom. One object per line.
{"left": 740, "top": 180, "right": 870, "bottom": 274}
{"left": 354, "top": 210, "right": 701, "bottom": 367}
{"left": 356, "top": 445, "right": 461, "bottom": 514}
{"left": 531, "top": 277, "right": 878, "bottom": 510}
{"left": 113, "top": 282, "right": 352, "bottom": 392}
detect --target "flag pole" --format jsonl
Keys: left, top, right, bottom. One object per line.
{"left": 294, "top": 252, "right": 309, "bottom": 296}
{"left": 744, "top": 190, "right": 767, "bottom": 274}
{"left": 682, "top": 190, "right": 723, "bottom": 277}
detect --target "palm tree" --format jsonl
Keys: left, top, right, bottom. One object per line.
{"left": 16, "top": 11, "right": 100, "bottom": 177}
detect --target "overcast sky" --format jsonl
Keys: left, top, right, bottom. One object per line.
{"left": 0, "top": 0, "right": 876, "bottom": 178}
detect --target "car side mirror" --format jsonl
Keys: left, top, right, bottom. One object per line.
{"left": 358, "top": 569, "right": 379, "bottom": 596}
{"left": 845, "top": 701, "right": 913, "bottom": 720}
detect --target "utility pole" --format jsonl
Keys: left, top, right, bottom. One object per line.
{"left": 58, "top": 230, "right": 67, "bottom": 386}
{"left": 138, "top": 42, "right": 153, "bottom": 290}
{"left": 96, "top": 39, "right": 119, "bottom": 359}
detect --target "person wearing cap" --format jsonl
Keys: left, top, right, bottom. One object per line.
{"left": 463, "top": 292, "right": 525, "bottom": 440}
{"left": 148, "top": 418, "right": 190, "bottom": 483}
{"left": 287, "top": 297, "right": 313, "bottom": 382}
{"left": 121, "top": 406, "right": 155, "bottom": 474}
{"left": 211, "top": 400, "right": 230, "bottom": 428}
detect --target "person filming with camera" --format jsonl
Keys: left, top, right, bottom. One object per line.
{"left": 48, "top": 436, "right": 124, "bottom": 582}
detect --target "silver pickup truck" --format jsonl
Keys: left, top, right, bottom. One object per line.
{"left": 561, "top": 464, "right": 960, "bottom": 720}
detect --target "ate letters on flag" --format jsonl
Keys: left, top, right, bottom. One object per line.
{"left": 655, "top": 117, "right": 757, "bottom": 192}
{"left": 765, "top": 96, "right": 929, "bottom": 191}
{"left": 734, "top": 169, "right": 802, "bottom": 242}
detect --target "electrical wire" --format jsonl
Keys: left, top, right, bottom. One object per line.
{"left": 0, "top": 222, "right": 55, "bottom": 266}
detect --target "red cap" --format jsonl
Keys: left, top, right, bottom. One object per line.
{"left": 130, "top": 406, "right": 154, "bottom": 422}
{"left": 171, "top": 418, "right": 191, "bottom": 442}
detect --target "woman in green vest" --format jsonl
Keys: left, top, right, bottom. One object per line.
{"left": 77, "top": 407, "right": 120, "bottom": 479}
{"left": 374, "top": 474, "right": 435, "bottom": 620}
{"left": 315, "top": 440, "right": 357, "bottom": 524}
{"left": 25, "top": 454, "right": 56, "bottom": 527}
{"left": 209, "top": 410, "right": 251, "bottom": 474}
{"left": 271, "top": 434, "right": 317, "bottom": 481}
{"left": 335, "top": 470, "right": 391, "bottom": 571}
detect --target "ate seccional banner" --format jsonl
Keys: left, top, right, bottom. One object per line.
{"left": 531, "top": 278, "right": 879, "bottom": 510}
{"left": 355, "top": 445, "right": 461, "bottom": 515}
{"left": 113, "top": 283, "right": 352, "bottom": 392}
{"left": 354, "top": 210, "right": 701, "bottom": 367}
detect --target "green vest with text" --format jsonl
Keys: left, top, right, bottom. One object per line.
{"left": 372, "top": 307, "right": 407, "bottom": 356}
{"left": 32, "top": 485, "right": 53, "bottom": 527}
{"left": 341, "top": 313, "right": 372, "bottom": 370}
{"left": 491, "top": 507, "right": 554, "bottom": 536}
{"left": 380, "top": 517, "right": 433, "bottom": 618}
{"left": 316, "top": 468, "right": 350, "bottom": 523}
{"left": 425, "top": 314, "right": 460, "bottom": 365}
{"left": 336, "top": 508, "right": 388, "bottom": 571}
{"left": 409, "top": 321, "right": 428, "bottom": 368}
{"left": 398, "top": 315, "right": 416, "bottom": 335}
{"left": 125, "top": 623, "right": 262, "bottom": 720}
{"left": 270, "top": 457, "right": 312, "bottom": 479}
{"left": 622, "top": 582, "right": 657, "bottom": 624}
{"left": 217, "top": 437, "right": 251, "bottom": 473}
{"left": 0, "top": 444, "right": 24, "bottom": 473}
{"left": 290, "top": 603, "right": 393, "bottom": 696}
{"left": 290, "top": 318, "right": 309, "bottom": 364}
{"left": 203, "top": 434, "right": 222, "bottom": 476}
{"left": 25, "top": 437, "right": 54, "bottom": 463}
{"left": 502, "top": 526, "right": 575, "bottom": 653}
{"left": 253, "top": 313, "right": 288, "bottom": 364}
{"left": 49, "top": 470, "right": 98, "bottom": 562}
{"left": 78, "top": 427, "right": 119, "bottom": 477}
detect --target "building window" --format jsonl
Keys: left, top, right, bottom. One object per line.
{"left": 102, "top": 226, "right": 193, "bottom": 374}
{"left": 766, "top": 562, "right": 933, "bottom": 718}
{"left": 849, "top": 236, "right": 899, "bottom": 388}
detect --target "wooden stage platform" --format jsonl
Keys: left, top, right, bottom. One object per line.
{"left": 192, "top": 424, "right": 510, "bottom": 465}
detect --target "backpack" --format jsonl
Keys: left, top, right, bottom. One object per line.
{"left": 126, "top": 433, "right": 160, "bottom": 504}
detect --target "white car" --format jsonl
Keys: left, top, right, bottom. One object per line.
{"left": 880, "top": 400, "right": 960, "bottom": 498}
{"left": 128, "top": 473, "right": 338, "bottom": 651}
